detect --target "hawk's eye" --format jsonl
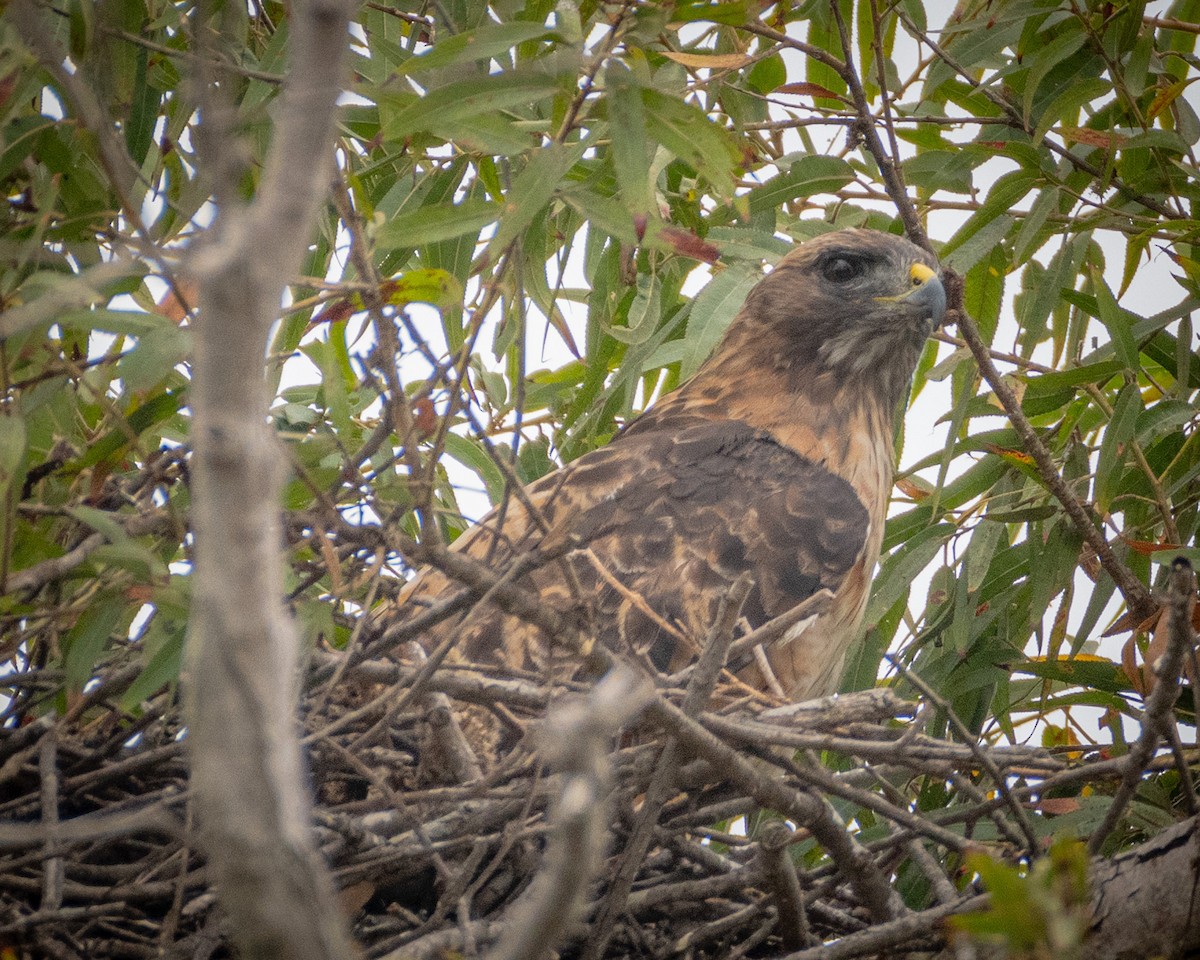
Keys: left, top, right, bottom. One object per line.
{"left": 821, "top": 255, "right": 866, "bottom": 284}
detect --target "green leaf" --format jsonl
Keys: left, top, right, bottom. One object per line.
{"left": 374, "top": 198, "right": 500, "bottom": 250}
{"left": 442, "top": 432, "right": 506, "bottom": 504}
{"left": 1094, "top": 382, "right": 1142, "bottom": 514}
{"left": 0, "top": 414, "right": 27, "bottom": 494}
{"left": 488, "top": 140, "right": 589, "bottom": 258}
{"left": 516, "top": 437, "right": 554, "bottom": 485}
{"left": 68, "top": 0, "right": 95, "bottom": 60}
{"left": 122, "top": 617, "right": 186, "bottom": 709}
{"left": 746, "top": 156, "right": 855, "bottom": 214}
{"left": 966, "top": 509, "right": 1009, "bottom": 593}
{"left": 394, "top": 22, "right": 557, "bottom": 76}
{"left": 1033, "top": 77, "right": 1111, "bottom": 144}
{"left": 381, "top": 268, "right": 464, "bottom": 310}
{"left": 640, "top": 87, "right": 739, "bottom": 196}
{"left": 904, "top": 150, "right": 977, "bottom": 195}
{"left": 73, "top": 390, "right": 186, "bottom": 470}
{"left": 746, "top": 53, "right": 786, "bottom": 94}
{"left": 1015, "top": 655, "right": 1133, "bottom": 695}
{"left": 66, "top": 505, "right": 129, "bottom": 544}
{"left": 1022, "top": 26, "right": 1088, "bottom": 122}
{"left": 117, "top": 326, "right": 191, "bottom": 394}
{"left": 55, "top": 307, "right": 172, "bottom": 337}
{"left": 125, "top": 44, "right": 160, "bottom": 167}
{"left": 379, "top": 71, "right": 564, "bottom": 142}
{"left": 429, "top": 113, "right": 541, "bottom": 156}
{"left": 606, "top": 63, "right": 653, "bottom": 216}
{"left": 609, "top": 272, "right": 660, "bottom": 345}
{"left": 1090, "top": 267, "right": 1140, "bottom": 371}
{"left": 1021, "top": 359, "right": 1123, "bottom": 396}
{"left": 867, "top": 523, "right": 956, "bottom": 624}
{"left": 64, "top": 594, "right": 127, "bottom": 694}
{"left": 1018, "top": 234, "right": 1089, "bottom": 345}
{"left": 669, "top": 1, "right": 751, "bottom": 25}
{"left": 679, "top": 262, "right": 760, "bottom": 378}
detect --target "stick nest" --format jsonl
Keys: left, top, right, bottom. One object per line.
{"left": 7, "top": 620, "right": 1143, "bottom": 960}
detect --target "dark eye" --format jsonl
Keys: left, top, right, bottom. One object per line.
{"left": 822, "top": 255, "right": 866, "bottom": 284}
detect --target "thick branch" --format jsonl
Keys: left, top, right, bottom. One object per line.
{"left": 183, "top": 0, "right": 357, "bottom": 958}
{"left": 1088, "top": 814, "right": 1200, "bottom": 960}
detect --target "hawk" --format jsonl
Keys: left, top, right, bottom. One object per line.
{"left": 377, "top": 228, "right": 945, "bottom": 707}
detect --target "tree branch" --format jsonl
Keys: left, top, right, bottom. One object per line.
{"left": 183, "top": 0, "right": 357, "bottom": 957}
{"left": 825, "top": 0, "right": 1155, "bottom": 625}
{"left": 1087, "top": 558, "right": 1196, "bottom": 855}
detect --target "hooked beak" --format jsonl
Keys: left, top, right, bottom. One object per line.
{"left": 875, "top": 262, "right": 947, "bottom": 328}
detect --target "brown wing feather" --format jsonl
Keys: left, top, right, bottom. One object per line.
{"left": 388, "top": 412, "right": 871, "bottom": 699}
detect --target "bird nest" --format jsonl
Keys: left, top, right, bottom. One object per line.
{"left": 2, "top": 611, "right": 1129, "bottom": 960}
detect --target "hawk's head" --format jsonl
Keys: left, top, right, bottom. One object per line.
{"left": 730, "top": 228, "right": 945, "bottom": 408}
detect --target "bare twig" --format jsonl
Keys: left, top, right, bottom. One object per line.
{"left": 640, "top": 691, "right": 899, "bottom": 924}
{"left": 779, "top": 894, "right": 989, "bottom": 960}
{"left": 758, "top": 822, "right": 812, "bottom": 950}
{"left": 37, "top": 734, "right": 61, "bottom": 912}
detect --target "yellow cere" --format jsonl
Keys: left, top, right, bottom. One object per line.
{"left": 910, "top": 263, "right": 937, "bottom": 284}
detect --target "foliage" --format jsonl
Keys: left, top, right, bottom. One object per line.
{"left": 951, "top": 836, "right": 1092, "bottom": 959}
{"left": 1, "top": 0, "right": 1199, "bottom": 955}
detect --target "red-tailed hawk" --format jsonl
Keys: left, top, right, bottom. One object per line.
{"left": 376, "top": 228, "right": 945, "bottom": 706}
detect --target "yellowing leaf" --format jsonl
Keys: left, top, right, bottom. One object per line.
{"left": 1148, "top": 77, "right": 1198, "bottom": 121}
{"left": 660, "top": 51, "right": 751, "bottom": 69}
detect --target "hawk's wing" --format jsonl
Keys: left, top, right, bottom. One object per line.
{"left": 388, "top": 414, "right": 872, "bottom": 700}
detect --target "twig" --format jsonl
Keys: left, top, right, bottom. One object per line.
{"left": 38, "top": 733, "right": 62, "bottom": 912}
{"left": 778, "top": 894, "right": 989, "bottom": 960}
{"left": 0, "top": 797, "right": 181, "bottom": 850}
{"left": 3, "top": 511, "right": 175, "bottom": 596}
{"left": 672, "top": 901, "right": 771, "bottom": 954}
{"left": 758, "top": 822, "right": 812, "bottom": 949}
{"left": 640, "top": 691, "right": 899, "bottom": 924}
{"left": 887, "top": 656, "right": 1040, "bottom": 856}
{"left": 667, "top": 588, "right": 834, "bottom": 687}
{"left": 1088, "top": 558, "right": 1196, "bottom": 854}
{"left": 830, "top": 1, "right": 924, "bottom": 242}
{"left": 780, "top": 751, "right": 970, "bottom": 853}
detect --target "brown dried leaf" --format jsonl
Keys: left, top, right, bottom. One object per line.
{"left": 658, "top": 226, "right": 720, "bottom": 264}
{"left": 776, "top": 81, "right": 845, "bottom": 101}
{"left": 895, "top": 477, "right": 930, "bottom": 501}
{"left": 153, "top": 278, "right": 198, "bottom": 324}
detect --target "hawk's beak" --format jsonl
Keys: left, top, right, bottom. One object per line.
{"left": 875, "top": 263, "right": 947, "bottom": 327}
